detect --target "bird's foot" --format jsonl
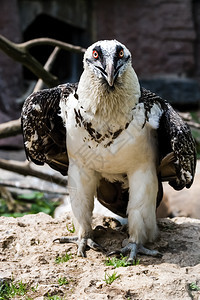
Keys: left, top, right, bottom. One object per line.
{"left": 108, "top": 242, "right": 162, "bottom": 265}
{"left": 53, "top": 236, "right": 106, "bottom": 257}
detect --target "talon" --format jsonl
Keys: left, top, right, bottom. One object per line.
{"left": 94, "top": 225, "right": 107, "bottom": 232}
{"left": 127, "top": 257, "right": 134, "bottom": 265}
{"left": 107, "top": 250, "right": 122, "bottom": 257}
{"left": 107, "top": 242, "right": 162, "bottom": 264}
{"left": 53, "top": 236, "right": 79, "bottom": 244}
{"left": 77, "top": 238, "right": 87, "bottom": 257}
{"left": 53, "top": 235, "right": 105, "bottom": 257}
{"left": 138, "top": 244, "right": 163, "bottom": 258}
{"left": 53, "top": 238, "right": 60, "bottom": 243}
{"left": 87, "top": 238, "right": 106, "bottom": 252}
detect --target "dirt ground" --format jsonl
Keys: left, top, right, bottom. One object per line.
{"left": 0, "top": 212, "right": 200, "bottom": 300}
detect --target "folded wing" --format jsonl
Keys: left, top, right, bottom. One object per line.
{"left": 21, "top": 83, "right": 78, "bottom": 175}
{"left": 158, "top": 100, "right": 196, "bottom": 190}
{"left": 140, "top": 88, "right": 196, "bottom": 191}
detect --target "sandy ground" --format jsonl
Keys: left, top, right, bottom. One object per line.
{"left": 0, "top": 213, "right": 200, "bottom": 300}
{"left": 0, "top": 151, "right": 200, "bottom": 299}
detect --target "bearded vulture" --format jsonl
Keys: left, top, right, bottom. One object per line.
{"left": 21, "top": 40, "right": 196, "bottom": 263}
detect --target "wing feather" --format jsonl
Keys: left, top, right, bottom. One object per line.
{"left": 140, "top": 88, "right": 196, "bottom": 190}
{"left": 21, "top": 83, "right": 78, "bottom": 175}
{"left": 158, "top": 101, "right": 196, "bottom": 190}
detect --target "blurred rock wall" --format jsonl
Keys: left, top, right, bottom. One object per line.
{"left": 0, "top": 0, "right": 22, "bottom": 123}
{"left": 1, "top": 0, "right": 200, "bottom": 135}
{"left": 94, "top": 0, "right": 200, "bottom": 108}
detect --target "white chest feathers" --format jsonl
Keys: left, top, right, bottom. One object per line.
{"left": 59, "top": 90, "right": 163, "bottom": 178}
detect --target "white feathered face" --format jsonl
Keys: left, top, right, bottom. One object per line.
{"left": 84, "top": 40, "right": 132, "bottom": 87}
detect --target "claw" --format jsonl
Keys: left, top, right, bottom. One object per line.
{"left": 53, "top": 236, "right": 79, "bottom": 244}
{"left": 77, "top": 237, "right": 87, "bottom": 257}
{"left": 87, "top": 238, "right": 106, "bottom": 252}
{"left": 138, "top": 244, "right": 162, "bottom": 258}
{"left": 107, "top": 250, "right": 122, "bottom": 257}
{"left": 107, "top": 242, "right": 162, "bottom": 264}
{"left": 53, "top": 236, "right": 106, "bottom": 257}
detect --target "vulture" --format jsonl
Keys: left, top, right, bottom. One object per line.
{"left": 21, "top": 40, "right": 196, "bottom": 263}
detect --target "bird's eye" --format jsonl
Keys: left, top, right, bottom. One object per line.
{"left": 92, "top": 50, "right": 99, "bottom": 59}
{"left": 119, "top": 50, "right": 124, "bottom": 58}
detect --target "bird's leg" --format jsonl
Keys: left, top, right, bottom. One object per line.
{"left": 54, "top": 163, "right": 105, "bottom": 257}
{"left": 108, "top": 242, "right": 162, "bottom": 264}
{"left": 54, "top": 236, "right": 105, "bottom": 257}
{"left": 108, "top": 167, "right": 162, "bottom": 264}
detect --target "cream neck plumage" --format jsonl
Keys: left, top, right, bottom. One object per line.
{"left": 77, "top": 63, "right": 141, "bottom": 131}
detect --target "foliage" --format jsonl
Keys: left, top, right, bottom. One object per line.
{"left": 105, "top": 254, "right": 139, "bottom": 268}
{"left": 45, "top": 296, "right": 63, "bottom": 300}
{"left": 0, "top": 191, "right": 60, "bottom": 217}
{"left": 103, "top": 271, "right": 120, "bottom": 285}
{"left": 0, "top": 279, "right": 28, "bottom": 299}
{"left": 66, "top": 223, "right": 75, "bottom": 233}
{"left": 189, "top": 282, "right": 200, "bottom": 291}
{"left": 55, "top": 252, "right": 72, "bottom": 264}
{"left": 31, "top": 283, "right": 38, "bottom": 292}
{"left": 58, "top": 277, "right": 69, "bottom": 286}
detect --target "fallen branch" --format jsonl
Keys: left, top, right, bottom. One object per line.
{"left": 0, "top": 158, "right": 67, "bottom": 187}
{"left": 186, "top": 121, "right": 200, "bottom": 130}
{"left": 0, "top": 180, "right": 68, "bottom": 195}
{"left": 0, "top": 118, "right": 21, "bottom": 139}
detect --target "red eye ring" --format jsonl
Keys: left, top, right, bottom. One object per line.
{"left": 92, "top": 50, "right": 99, "bottom": 59}
{"left": 119, "top": 49, "right": 124, "bottom": 58}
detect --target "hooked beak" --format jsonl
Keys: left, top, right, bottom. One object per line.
{"left": 94, "top": 60, "right": 120, "bottom": 87}
{"left": 105, "top": 62, "right": 115, "bottom": 87}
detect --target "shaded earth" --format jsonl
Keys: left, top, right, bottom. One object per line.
{"left": 0, "top": 213, "right": 200, "bottom": 299}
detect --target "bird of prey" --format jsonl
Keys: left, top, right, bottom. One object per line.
{"left": 21, "top": 40, "right": 196, "bottom": 263}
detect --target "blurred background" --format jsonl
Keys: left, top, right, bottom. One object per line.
{"left": 0, "top": 0, "right": 199, "bottom": 219}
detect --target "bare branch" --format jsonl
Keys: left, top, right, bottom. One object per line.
{"left": 0, "top": 35, "right": 85, "bottom": 87}
{"left": 21, "top": 37, "right": 86, "bottom": 53}
{"left": 0, "top": 158, "right": 67, "bottom": 187}
{"left": 179, "top": 112, "right": 200, "bottom": 130}
{"left": 33, "top": 46, "right": 61, "bottom": 92}
{"left": 0, "top": 35, "right": 59, "bottom": 87}
{"left": 186, "top": 121, "right": 200, "bottom": 130}
{"left": 0, "top": 118, "right": 21, "bottom": 139}
{"left": 0, "top": 46, "right": 62, "bottom": 139}
{"left": 0, "top": 180, "right": 68, "bottom": 195}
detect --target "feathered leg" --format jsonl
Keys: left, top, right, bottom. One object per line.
{"left": 108, "top": 166, "right": 162, "bottom": 263}
{"left": 54, "top": 162, "right": 105, "bottom": 257}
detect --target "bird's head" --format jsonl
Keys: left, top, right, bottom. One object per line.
{"left": 83, "top": 40, "right": 132, "bottom": 88}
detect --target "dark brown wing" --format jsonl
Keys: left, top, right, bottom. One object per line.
{"left": 157, "top": 101, "right": 196, "bottom": 190}
{"left": 21, "top": 83, "right": 78, "bottom": 176}
{"left": 140, "top": 88, "right": 196, "bottom": 190}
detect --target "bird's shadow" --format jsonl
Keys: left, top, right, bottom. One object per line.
{"left": 93, "top": 217, "right": 200, "bottom": 268}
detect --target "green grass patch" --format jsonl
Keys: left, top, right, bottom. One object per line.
{"left": 0, "top": 279, "right": 28, "bottom": 299}
{"left": 189, "top": 282, "right": 200, "bottom": 291}
{"left": 55, "top": 252, "right": 72, "bottom": 264}
{"left": 45, "top": 296, "right": 63, "bottom": 300}
{"left": 58, "top": 277, "right": 69, "bottom": 286}
{"left": 103, "top": 271, "right": 120, "bottom": 285}
{"left": 66, "top": 223, "right": 75, "bottom": 233}
{"left": 105, "top": 255, "right": 139, "bottom": 268}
